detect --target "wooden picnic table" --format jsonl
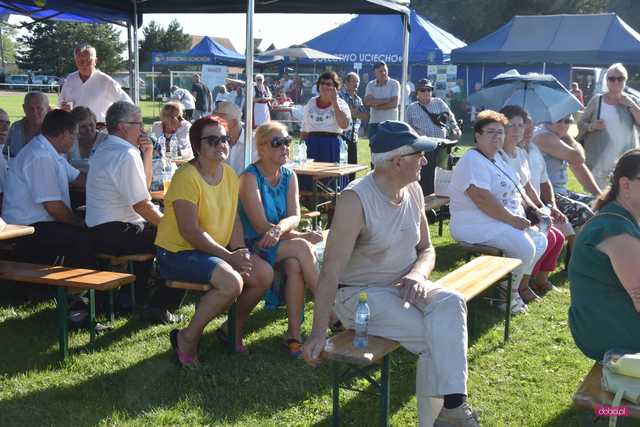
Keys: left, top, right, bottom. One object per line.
{"left": 291, "top": 162, "right": 368, "bottom": 226}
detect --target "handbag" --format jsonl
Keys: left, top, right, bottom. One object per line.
{"left": 602, "top": 350, "right": 640, "bottom": 426}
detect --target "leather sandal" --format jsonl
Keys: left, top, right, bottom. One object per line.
{"left": 519, "top": 287, "right": 542, "bottom": 304}
{"left": 170, "top": 329, "right": 199, "bottom": 367}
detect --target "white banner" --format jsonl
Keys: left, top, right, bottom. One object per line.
{"left": 201, "top": 65, "right": 228, "bottom": 90}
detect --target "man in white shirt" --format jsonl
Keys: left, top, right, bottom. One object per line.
{"left": 0, "top": 108, "right": 11, "bottom": 203}
{"left": 59, "top": 43, "right": 132, "bottom": 124}
{"left": 3, "top": 109, "right": 94, "bottom": 268}
{"left": 86, "top": 101, "right": 163, "bottom": 309}
{"left": 364, "top": 61, "right": 400, "bottom": 139}
{"left": 215, "top": 101, "right": 258, "bottom": 175}
{"left": 170, "top": 85, "right": 195, "bottom": 121}
{"left": 5, "top": 91, "right": 50, "bottom": 156}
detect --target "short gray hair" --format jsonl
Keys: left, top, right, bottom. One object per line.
{"left": 371, "top": 145, "right": 415, "bottom": 168}
{"left": 23, "top": 91, "right": 48, "bottom": 107}
{"left": 607, "top": 63, "right": 628, "bottom": 80}
{"left": 74, "top": 43, "right": 96, "bottom": 57}
{"left": 345, "top": 72, "right": 359, "bottom": 83}
{"left": 106, "top": 101, "right": 141, "bottom": 134}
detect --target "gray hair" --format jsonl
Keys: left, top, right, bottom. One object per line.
{"left": 607, "top": 63, "right": 628, "bottom": 80}
{"left": 345, "top": 72, "right": 359, "bottom": 83}
{"left": 255, "top": 74, "right": 264, "bottom": 81}
{"left": 74, "top": 43, "right": 96, "bottom": 57}
{"left": 371, "top": 145, "right": 415, "bottom": 168}
{"left": 23, "top": 91, "right": 48, "bottom": 107}
{"left": 106, "top": 101, "right": 141, "bottom": 134}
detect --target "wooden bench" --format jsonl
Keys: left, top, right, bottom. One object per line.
{"left": 0, "top": 260, "right": 135, "bottom": 360}
{"left": 165, "top": 280, "right": 237, "bottom": 353}
{"left": 96, "top": 253, "right": 154, "bottom": 315}
{"left": 574, "top": 363, "right": 640, "bottom": 425}
{"left": 321, "top": 255, "right": 521, "bottom": 426}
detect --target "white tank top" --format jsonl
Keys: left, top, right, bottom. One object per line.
{"left": 339, "top": 172, "right": 423, "bottom": 287}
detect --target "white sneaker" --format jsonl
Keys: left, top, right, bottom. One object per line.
{"left": 497, "top": 295, "right": 528, "bottom": 315}
{"left": 434, "top": 402, "right": 480, "bottom": 427}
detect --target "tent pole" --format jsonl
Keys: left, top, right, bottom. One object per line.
{"left": 132, "top": 0, "right": 140, "bottom": 104}
{"left": 542, "top": 62, "right": 546, "bottom": 74}
{"left": 399, "top": 11, "right": 410, "bottom": 120}
{"left": 151, "top": 62, "right": 155, "bottom": 117}
{"left": 244, "top": 0, "right": 255, "bottom": 167}
{"left": 481, "top": 64, "right": 485, "bottom": 85}
{"left": 466, "top": 65, "right": 469, "bottom": 96}
{"left": 127, "top": 22, "right": 134, "bottom": 99}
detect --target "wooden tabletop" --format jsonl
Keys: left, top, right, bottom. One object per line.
{"left": 291, "top": 162, "right": 368, "bottom": 178}
{"left": 322, "top": 330, "right": 400, "bottom": 367}
{"left": 0, "top": 224, "right": 35, "bottom": 241}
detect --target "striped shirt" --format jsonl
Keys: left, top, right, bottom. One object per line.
{"left": 405, "top": 98, "right": 457, "bottom": 139}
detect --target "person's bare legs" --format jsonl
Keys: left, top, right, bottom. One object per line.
{"left": 282, "top": 257, "right": 304, "bottom": 341}
{"left": 229, "top": 255, "right": 273, "bottom": 347}
{"left": 178, "top": 262, "right": 242, "bottom": 356}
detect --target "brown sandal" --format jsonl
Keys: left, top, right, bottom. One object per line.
{"left": 519, "top": 287, "right": 541, "bottom": 304}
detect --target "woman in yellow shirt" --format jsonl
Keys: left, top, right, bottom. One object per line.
{"left": 155, "top": 115, "right": 272, "bottom": 366}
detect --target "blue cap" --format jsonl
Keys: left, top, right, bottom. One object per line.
{"left": 370, "top": 120, "right": 440, "bottom": 154}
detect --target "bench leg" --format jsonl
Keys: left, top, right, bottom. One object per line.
{"left": 56, "top": 287, "right": 69, "bottom": 360}
{"left": 228, "top": 302, "right": 237, "bottom": 353}
{"left": 89, "top": 289, "right": 96, "bottom": 344}
{"left": 127, "top": 261, "right": 136, "bottom": 313}
{"left": 332, "top": 363, "right": 340, "bottom": 427}
{"left": 108, "top": 289, "right": 115, "bottom": 322}
{"left": 379, "top": 355, "right": 391, "bottom": 427}
{"left": 438, "top": 218, "right": 444, "bottom": 237}
{"left": 504, "top": 273, "right": 513, "bottom": 343}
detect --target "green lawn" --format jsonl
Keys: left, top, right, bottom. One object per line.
{"left": 0, "top": 92, "right": 595, "bottom": 426}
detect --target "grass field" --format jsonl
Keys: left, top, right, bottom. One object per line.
{"left": 0, "top": 92, "right": 593, "bottom": 426}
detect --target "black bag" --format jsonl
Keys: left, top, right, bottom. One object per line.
{"left": 419, "top": 103, "right": 449, "bottom": 128}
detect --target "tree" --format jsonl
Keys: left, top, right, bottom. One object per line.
{"left": 0, "top": 22, "right": 18, "bottom": 67}
{"left": 139, "top": 19, "right": 191, "bottom": 71}
{"left": 17, "top": 21, "right": 125, "bottom": 76}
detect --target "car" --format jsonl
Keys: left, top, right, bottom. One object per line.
{"left": 7, "top": 74, "right": 29, "bottom": 90}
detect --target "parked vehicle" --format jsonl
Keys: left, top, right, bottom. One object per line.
{"left": 6, "top": 74, "right": 29, "bottom": 90}
{"left": 32, "top": 75, "right": 60, "bottom": 92}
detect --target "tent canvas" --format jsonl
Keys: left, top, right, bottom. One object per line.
{"left": 0, "top": 0, "right": 129, "bottom": 24}
{"left": 303, "top": 9, "right": 465, "bottom": 65}
{"left": 451, "top": 13, "right": 640, "bottom": 65}
{"left": 153, "top": 36, "right": 245, "bottom": 66}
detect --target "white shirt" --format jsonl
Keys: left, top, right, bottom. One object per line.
{"left": 449, "top": 149, "right": 524, "bottom": 243}
{"left": 526, "top": 142, "right": 549, "bottom": 194}
{"left": 364, "top": 78, "right": 400, "bottom": 123}
{"left": 498, "top": 147, "right": 531, "bottom": 187}
{"left": 150, "top": 120, "right": 193, "bottom": 159}
{"left": 59, "top": 70, "right": 132, "bottom": 123}
{"left": 226, "top": 127, "right": 259, "bottom": 176}
{"left": 85, "top": 134, "right": 150, "bottom": 228}
{"left": 3, "top": 134, "right": 79, "bottom": 225}
{"left": 301, "top": 97, "right": 352, "bottom": 134}
{"left": 171, "top": 88, "right": 195, "bottom": 110}
{"left": 0, "top": 151, "right": 7, "bottom": 193}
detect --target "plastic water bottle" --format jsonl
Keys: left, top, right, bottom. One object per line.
{"left": 353, "top": 291, "right": 370, "bottom": 348}
{"left": 299, "top": 140, "right": 307, "bottom": 166}
{"left": 290, "top": 143, "right": 300, "bottom": 165}
{"left": 170, "top": 134, "right": 180, "bottom": 158}
{"left": 339, "top": 138, "right": 348, "bottom": 166}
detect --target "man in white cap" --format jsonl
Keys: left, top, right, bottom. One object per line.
{"left": 303, "top": 120, "right": 479, "bottom": 427}
{"left": 170, "top": 85, "right": 195, "bottom": 121}
{"left": 215, "top": 101, "right": 257, "bottom": 175}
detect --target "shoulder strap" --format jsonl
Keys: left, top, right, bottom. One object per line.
{"left": 418, "top": 103, "right": 444, "bottom": 128}
{"left": 597, "top": 95, "right": 603, "bottom": 120}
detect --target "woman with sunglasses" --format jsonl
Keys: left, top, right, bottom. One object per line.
{"left": 238, "top": 121, "right": 330, "bottom": 358}
{"left": 578, "top": 63, "right": 640, "bottom": 189}
{"left": 300, "top": 71, "right": 351, "bottom": 190}
{"left": 569, "top": 149, "right": 640, "bottom": 361}
{"left": 155, "top": 116, "right": 273, "bottom": 365}
{"left": 448, "top": 110, "right": 548, "bottom": 314}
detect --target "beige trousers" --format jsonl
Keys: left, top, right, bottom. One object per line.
{"left": 334, "top": 285, "right": 468, "bottom": 426}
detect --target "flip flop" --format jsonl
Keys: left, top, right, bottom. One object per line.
{"left": 284, "top": 338, "right": 303, "bottom": 359}
{"left": 170, "top": 329, "right": 199, "bottom": 367}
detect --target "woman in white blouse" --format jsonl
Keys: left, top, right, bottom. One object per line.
{"left": 301, "top": 71, "right": 351, "bottom": 189}
{"left": 448, "top": 110, "right": 547, "bottom": 314}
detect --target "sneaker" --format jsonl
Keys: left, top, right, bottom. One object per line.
{"left": 497, "top": 295, "right": 528, "bottom": 315}
{"left": 434, "top": 402, "right": 480, "bottom": 427}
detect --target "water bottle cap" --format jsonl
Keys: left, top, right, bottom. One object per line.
{"left": 358, "top": 291, "right": 367, "bottom": 302}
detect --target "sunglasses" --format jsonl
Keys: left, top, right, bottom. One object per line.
{"left": 607, "top": 76, "right": 625, "bottom": 82}
{"left": 270, "top": 136, "right": 292, "bottom": 148}
{"left": 417, "top": 88, "right": 432, "bottom": 93}
{"left": 201, "top": 135, "right": 230, "bottom": 146}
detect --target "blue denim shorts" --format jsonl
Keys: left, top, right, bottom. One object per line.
{"left": 156, "top": 248, "right": 223, "bottom": 284}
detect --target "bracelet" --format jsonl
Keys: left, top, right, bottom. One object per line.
{"left": 230, "top": 246, "right": 247, "bottom": 251}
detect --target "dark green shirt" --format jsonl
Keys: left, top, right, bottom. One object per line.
{"left": 568, "top": 202, "right": 640, "bottom": 361}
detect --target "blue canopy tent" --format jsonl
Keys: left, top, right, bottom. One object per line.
{"left": 152, "top": 36, "right": 245, "bottom": 67}
{"left": 451, "top": 13, "right": 640, "bottom": 95}
{"left": 0, "top": 0, "right": 128, "bottom": 24}
{"left": 303, "top": 9, "right": 464, "bottom": 78}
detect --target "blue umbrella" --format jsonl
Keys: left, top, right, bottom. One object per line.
{"left": 468, "top": 70, "right": 583, "bottom": 124}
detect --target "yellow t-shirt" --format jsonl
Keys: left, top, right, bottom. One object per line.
{"left": 155, "top": 163, "right": 239, "bottom": 253}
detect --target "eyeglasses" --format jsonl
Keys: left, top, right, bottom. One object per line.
{"left": 607, "top": 76, "right": 626, "bottom": 82}
{"left": 417, "top": 88, "right": 432, "bottom": 93}
{"left": 0, "top": 119, "right": 10, "bottom": 128}
{"left": 124, "top": 121, "right": 144, "bottom": 128}
{"left": 270, "top": 136, "right": 292, "bottom": 148}
{"left": 200, "top": 135, "right": 230, "bottom": 147}
{"left": 506, "top": 123, "right": 525, "bottom": 129}
{"left": 481, "top": 129, "right": 504, "bottom": 137}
